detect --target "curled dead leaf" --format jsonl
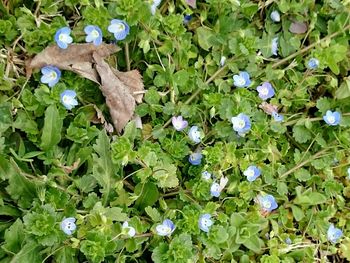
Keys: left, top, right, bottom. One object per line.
{"left": 259, "top": 102, "right": 278, "bottom": 115}
{"left": 26, "top": 43, "right": 119, "bottom": 83}
{"left": 93, "top": 52, "right": 136, "bottom": 132}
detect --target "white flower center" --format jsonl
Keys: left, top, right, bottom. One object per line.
{"left": 59, "top": 33, "right": 69, "bottom": 42}
{"left": 202, "top": 218, "right": 210, "bottom": 227}
{"left": 327, "top": 116, "right": 335, "bottom": 124}
{"left": 116, "top": 23, "right": 125, "bottom": 32}
{"left": 236, "top": 76, "right": 245, "bottom": 86}
{"left": 63, "top": 95, "right": 73, "bottom": 104}
{"left": 237, "top": 119, "right": 245, "bottom": 129}
{"left": 260, "top": 87, "right": 268, "bottom": 96}
{"left": 49, "top": 71, "right": 57, "bottom": 80}
{"left": 246, "top": 169, "right": 254, "bottom": 178}
{"left": 91, "top": 29, "right": 99, "bottom": 38}
{"left": 262, "top": 200, "right": 271, "bottom": 209}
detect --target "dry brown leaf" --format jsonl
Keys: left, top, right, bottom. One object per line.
{"left": 26, "top": 43, "right": 119, "bottom": 82}
{"left": 91, "top": 105, "right": 114, "bottom": 133}
{"left": 93, "top": 52, "right": 136, "bottom": 132}
{"left": 59, "top": 159, "right": 80, "bottom": 174}
{"left": 259, "top": 102, "right": 278, "bottom": 115}
{"left": 114, "top": 69, "right": 144, "bottom": 103}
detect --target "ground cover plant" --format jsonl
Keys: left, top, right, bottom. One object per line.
{"left": 0, "top": 0, "right": 350, "bottom": 262}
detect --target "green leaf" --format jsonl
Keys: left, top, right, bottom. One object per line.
{"left": 145, "top": 206, "right": 161, "bottom": 222}
{"left": 2, "top": 219, "right": 24, "bottom": 254}
{"left": 0, "top": 102, "right": 12, "bottom": 133}
{"left": 55, "top": 247, "right": 77, "bottom": 263}
{"left": 135, "top": 182, "right": 159, "bottom": 210}
{"left": 196, "top": 27, "right": 214, "bottom": 51}
{"left": 104, "top": 207, "right": 128, "bottom": 222}
{"left": 10, "top": 240, "right": 43, "bottom": 263}
{"left": 291, "top": 205, "right": 305, "bottom": 221}
{"left": 292, "top": 125, "right": 311, "bottom": 143}
{"left": 243, "top": 235, "right": 264, "bottom": 253}
{"left": 92, "top": 130, "right": 116, "bottom": 205}
{"left": 40, "top": 105, "right": 63, "bottom": 150}
{"left": 152, "top": 163, "right": 179, "bottom": 189}
{"left": 335, "top": 79, "right": 350, "bottom": 100}
{"left": 294, "top": 168, "right": 311, "bottom": 182}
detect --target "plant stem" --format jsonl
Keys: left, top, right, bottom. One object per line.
{"left": 125, "top": 43, "right": 130, "bottom": 71}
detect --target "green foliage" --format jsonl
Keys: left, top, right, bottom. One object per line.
{"left": 0, "top": 0, "right": 350, "bottom": 262}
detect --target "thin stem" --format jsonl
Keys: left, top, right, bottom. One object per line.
{"left": 125, "top": 43, "right": 131, "bottom": 71}
{"left": 279, "top": 148, "right": 329, "bottom": 179}
{"left": 272, "top": 23, "right": 350, "bottom": 69}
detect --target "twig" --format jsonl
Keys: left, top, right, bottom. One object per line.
{"left": 125, "top": 43, "right": 130, "bottom": 71}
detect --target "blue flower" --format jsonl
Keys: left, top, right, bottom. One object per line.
{"left": 198, "top": 214, "right": 213, "bottom": 232}
{"left": 183, "top": 15, "right": 192, "bottom": 25}
{"left": 256, "top": 194, "right": 278, "bottom": 212}
{"left": 327, "top": 224, "right": 343, "bottom": 244}
{"left": 257, "top": 82, "right": 275, "bottom": 100}
{"left": 210, "top": 177, "right": 228, "bottom": 197}
{"left": 347, "top": 167, "right": 350, "bottom": 179}
{"left": 233, "top": 71, "right": 251, "bottom": 88}
{"left": 84, "top": 25, "right": 102, "bottom": 46}
{"left": 60, "top": 90, "right": 78, "bottom": 110}
{"left": 108, "top": 19, "right": 130, "bottom": 41}
{"left": 243, "top": 165, "right": 261, "bottom": 182}
{"left": 271, "top": 37, "right": 278, "bottom": 56}
{"left": 231, "top": 113, "right": 251, "bottom": 136}
{"left": 150, "top": 0, "right": 161, "bottom": 15}
{"left": 172, "top": 116, "right": 188, "bottom": 131}
{"left": 210, "top": 182, "right": 221, "bottom": 197}
{"left": 54, "top": 27, "right": 73, "bottom": 49}
{"left": 285, "top": 237, "right": 292, "bottom": 245}
{"left": 323, "top": 110, "right": 341, "bottom": 126}
{"left": 40, "top": 66, "right": 61, "bottom": 87}
{"left": 60, "top": 217, "right": 76, "bottom": 235}
{"left": 201, "top": 171, "right": 211, "bottom": 180}
{"left": 307, "top": 58, "right": 319, "bottom": 69}
{"left": 220, "top": 56, "right": 226, "bottom": 67}
{"left": 188, "top": 126, "right": 202, "bottom": 144}
{"left": 156, "top": 219, "right": 175, "bottom": 236}
{"left": 270, "top": 11, "right": 280, "bottom": 22}
{"left": 189, "top": 152, "right": 202, "bottom": 165}
{"left": 272, "top": 111, "right": 284, "bottom": 122}
{"left": 122, "top": 221, "right": 136, "bottom": 237}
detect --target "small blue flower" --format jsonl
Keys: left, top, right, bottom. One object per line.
{"left": 270, "top": 11, "right": 280, "bottom": 22}
{"left": 272, "top": 111, "right": 284, "bottom": 122}
{"left": 243, "top": 166, "right": 261, "bottom": 182}
{"left": 40, "top": 66, "right": 61, "bottom": 87}
{"left": 172, "top": 116, "right": 188, "bottom": 131}
{"left": 257, "top": 82, "right": 275, "bottom": 100}
{"left": 188, "top": 126, "right": 202, "bottom": 144}
{"left": 156, "top": 219, "right": 175, "bottom": 236}
{"left": 60, "top": 217, "right": 76, "bottom": 235}
{"left": 122, "top": 221, "right": 136, "bottom": 237}
{"left": 202, "top": 171, "right": 211, "bottom": 180}
{"left": 210, "top": 182, "right": 221, "bottom": 197}
{"left": 150, "top": 0, "right": 161, "bottom": 15}
{"left": 108, "top": 19, "right": 130, "bottom": 41}
{"left": 256, "top": 194, "right": 278, "bottom": 212}
{"left": 307, "top": 58, "right": 319, "bottom": 69}
{"left": 271, "top": 37, "right": 278, "bottom": 56}
{"left": 220, "top": 56, "right": 226, "bottom": 67}
{"left": 285, "top": 237, "right": 292, "bottom": 245}
{"left": 231, "top": 113, "right": 251, "bottom": 136}
{"left": 54, "top": 27, "right": 73, "bottom": 49}
{"left": 189, "top": 152, "right": 203, "bottom": 165}
{"left": 60, "top": 90, "right": 78, "bottom": 110}
{"left": 327, "top": 224, "right": 343, "bottom": 244}
{"left": 84, "top": 25, "right": 103, "bottom": 46}
{"left": 233, "top": 71, "right": 251, "bottom": 88}
{"left": 323, "top": 110, "right": 341, "bottom": 126}
{"left": 183, "top": 15, "right": 192, "bottom": 25}
{"left": 198, "top": 214, "right": 213, "bottom": 232}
